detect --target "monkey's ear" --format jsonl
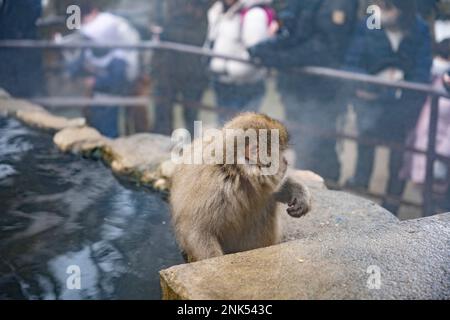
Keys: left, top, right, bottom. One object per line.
{"left": 279, "top": 125, "right": 290, "bottom": 150}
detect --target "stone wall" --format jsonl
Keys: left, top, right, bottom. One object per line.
{"left": 161, "top": 192, "right": 450, "bottom": 299}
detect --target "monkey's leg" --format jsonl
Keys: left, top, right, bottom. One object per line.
{"left": 184, "top": 233, "right": 224, "bottom": 262}
{"left": 274, "top": 178, "right": 312, "bottom": 218}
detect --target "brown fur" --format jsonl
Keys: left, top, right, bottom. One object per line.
{"left": 170, "top": 113, "right": 311, "bottom": 262}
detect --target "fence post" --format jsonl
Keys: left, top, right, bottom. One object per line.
{"left": 423, "top": 95, "right": 439, "bottom": 216}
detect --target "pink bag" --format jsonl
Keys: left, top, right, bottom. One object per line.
{"left": 240, "top": 5, "right": 276, "bottom": 27}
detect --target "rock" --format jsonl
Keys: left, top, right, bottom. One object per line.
{"left": 107, "top": 133, "right": 173, "bottom": 175}
{"left": 160, "top": 212, "right": 450, "bottom": 300}
{"left": 0, "top": 98, "right": 46, "bottom": 115}
{"left": 0, "top": 97, "right": 85, "bottom": 131}
{"left": 54, "top": 128, "right": 174, "bottom": 191}
{"left": 16, "top": 109, "right": 86, "bottom": 131}
{"left": 154, "top": 178, "right": 170, "bottom": 192}
{"left": 159, "top": 159, "right": 177, "bottom": 179}
{"left": 278, "top": 170, "right": 397, "bottom": 242}
{"left": 53, "top": 126, "right": 109, "bottom": 153}
{"left": 281, "top": 188, "right": 398, "bottom": 242}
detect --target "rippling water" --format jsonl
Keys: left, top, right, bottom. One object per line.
{"left": 0, "top": 117, "right": 183, "bottom": 300}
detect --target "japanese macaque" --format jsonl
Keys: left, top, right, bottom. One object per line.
{"left": 170, "top": 113, "right": 312, "bottom": 262}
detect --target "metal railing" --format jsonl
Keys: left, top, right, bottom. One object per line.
{"left": 1, "top": 39, "right": 449, "bottom": 216}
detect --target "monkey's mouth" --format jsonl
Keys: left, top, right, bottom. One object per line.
{"left": 259, "top": 162, "right": 272, "bottom": 168}
{"left": 244, "top": 157, "right": 272, "bottom": 168}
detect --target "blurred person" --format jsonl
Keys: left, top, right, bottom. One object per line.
{"left": 344, "top": 0, "right": 432, "bottom": 214}
{"left": 406, "top": 31, "right": 450, "bottom": 211}
{"left": 151, "top": 0, "right": 211, "bottom": 136}
{"left": 0, "top": 0, "right": 44, "bottom": 97}
{"left": 445, "top": 70, "right": 450, "bottom": 92}
{"left": 248, "top": 0, "right": 359, "bottom": 182}
{"left": 66, "top": 2, "right": 140, "bottom": 138}
{"left": 416, "top": 0, "right": 440, "bottom": 20}
{"left": 206, "top": 0, "right": 276, "bottom": 123}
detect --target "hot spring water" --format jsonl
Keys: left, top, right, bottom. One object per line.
{"left": 0, "top": 117, "right": 183, "bottom": 299}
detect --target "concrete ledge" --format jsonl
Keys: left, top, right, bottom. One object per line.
{"left": 160, "top": 212, "right": 450, "bottom": 300}
{"left": 281, "top": 187, "right": 399, "bottom": 242}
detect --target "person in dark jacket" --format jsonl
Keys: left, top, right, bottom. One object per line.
{"left": 151, "top": 0, "right": 211, "bottom": 136}
{"left": 0, "top": 0, "right": 44, "bottom": 97}
{"left": 249, "top": 0, "right": 359, "bottom": 183}
{"left": 344, "top": 0, "right": 432, "bottom": 214}
{"left": 416, "top": 0, "right": 439, "bottom": 20}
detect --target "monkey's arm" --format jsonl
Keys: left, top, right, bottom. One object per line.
{"left": 274, "top": 177, "right": 312, "bottom": 218}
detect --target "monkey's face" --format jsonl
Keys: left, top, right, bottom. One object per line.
{"left": 236, "top": 153, "right": 287, "bottom": 185}
{"left": 222, "top": 113, "right": 290, "bottom": 177}
{"left": 224, "top": 113, "right": 289, "bottom": 151}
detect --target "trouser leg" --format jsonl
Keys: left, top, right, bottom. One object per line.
{"left": 383, "top": 149, "right": 407, "bottom": 215}
{"left": 308, "top": 101, "right": 342, "bottom": 182}
{"left": 153, "top": 83, "right": 175, "bottom": 136}
{"left": 444, "top": 179, "right": 450, "bottom": 212}
{"left": 352, "top": 141, "right": 376, "bottom": 189}
{"left": 349, "top": 101, "right": 382, "bottom": 189}
{"left": 181, "top": 85, "right": 204, "bottom": 136}
{"left": 87, "top": 106, "right": 119, "bottom": 138}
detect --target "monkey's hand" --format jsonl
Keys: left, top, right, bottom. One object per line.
{"left": 275, "top": 178, "right": 312, "bottom": 218}
{"left": 287, "top": 196, "right": 310, "bottom": 218}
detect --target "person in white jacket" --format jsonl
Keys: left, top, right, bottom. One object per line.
{"left": 65, "top": 4, "right": 141, "bottom": 138}
{"left": 207, "top": 0, "right": 274, "bottom": 122}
